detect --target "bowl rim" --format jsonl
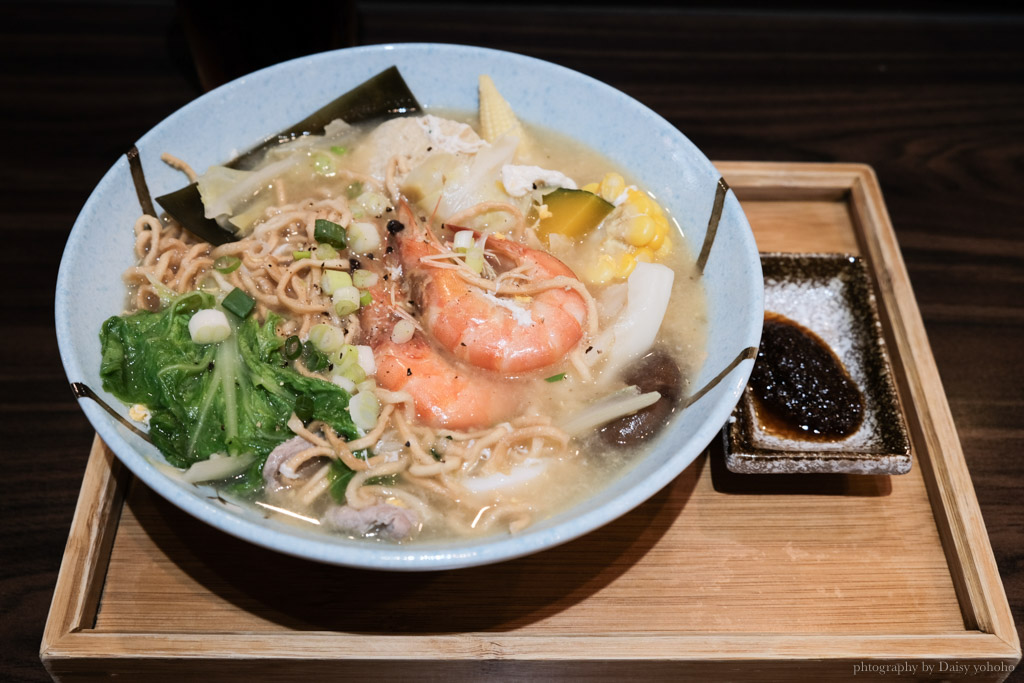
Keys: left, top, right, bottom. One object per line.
{"left": 55, "top": 42, "right": 763, "bottom": 571}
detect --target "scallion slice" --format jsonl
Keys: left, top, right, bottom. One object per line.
{"left": 545, "top": 373, "right": 566, "bottom": 383}
{"left": 221, "top": 287, "right": 255, "bottom": 318}
{"left": 301, "top": 341, "right": 330, "bottom": 372}
{"left": 314, "top": 219, "right": 347, "bottom": 249}
{"left": 213, "top": 255, "right": 241, "bottom": 274}
{"left": 315, "top": 243, "right": 338, "bottom": 261}
{"left": 292, "top": 250, "right": 311, "bottom": 260}
{"left": 283, "top": 335, "right": 302, "bottom": 360}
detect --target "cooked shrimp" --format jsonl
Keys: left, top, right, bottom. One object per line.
{"left": 375, "top": 335, "right": 521, "bottom": 430}
{"left": 394, "top": 204, "right": 589, "bottom": 374}
{"left": 359, "top": 284, "right": 521, "bottom": 430}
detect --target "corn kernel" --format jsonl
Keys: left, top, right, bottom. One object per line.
{"left": 648, "top": 227, "right": 666, "bottom": 250}
{"left": 654, "top": 234, "right": 673, "bottom": 259}
{"left": 616, "top": 252, "right": 637, "bottom": 278}
{"left": 626, "top": 214, "right": 657, "bottom": 247}
{"left": 599, "top": 173, "right": 625, "bottom": 203}
{"left": 635, "top": 246, "right": 654, "bottom": 263}
{"left": 626, "top": 189, "right": 655, "bottom": 215}
{"left": 581, "top": 182, "right": 599, "bottom": 194}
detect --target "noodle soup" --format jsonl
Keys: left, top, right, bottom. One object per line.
{"left": 100, "top": 82, "right": 706, "bottom": 543}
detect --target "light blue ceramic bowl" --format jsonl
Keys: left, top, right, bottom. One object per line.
{"left": 56, "top": 44, "right": 762, "bottom": 570}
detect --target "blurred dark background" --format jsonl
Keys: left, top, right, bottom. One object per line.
{"left": 2, "top": 1, "right": 1022, "bottom": 681}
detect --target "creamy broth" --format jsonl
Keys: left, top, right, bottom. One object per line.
{"left": 112, "top": 108, "right": 706, "bottom": 543}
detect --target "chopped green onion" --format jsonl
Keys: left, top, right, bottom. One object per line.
{"left": 391, "top": 319, "right": 415, "bottom": 344}
{"left": 283, "top": 335, "right": 302, "bottom": 360}
{"left": 359, "top": 290, "right": 373, "bottom": 307}
{"left": 332, "top": 286, "right": 360, "bottom": 316}
{"left": 314, "top": 219, "right": 347, "bottom": 249}
{"left": 301, "top": 341, "right": 330, "bottom": 372}
{"left": 347, "top": 221, "right": 381, "bottom": 253}
{"left": 453, "top": 230, "right": 474, "bottom": 252}
{"left": 213, "top": 255, "right": 241, "bottom": 274}
{"left": 342, "top": 363, "right": 366, "bottom": 384}
{"left": 331, "top": 374, "right": 357, "bottom": 393}
{"left": 430, "top": 448, "right": 444, "bottom": 462}
{"left": 294, "top": 395, "right": 314, "bottom": 422}
{"left": 464, "top": 246, "right": 485, "bottom": 274}
{"left": 330, "top": 145, "right": 348, "bottom": 156}
{"left": 545, "top": 373, "right": 566, "bottom": 383}
{"left": 315, "top": 243, "right": 338, "bottom": 261}
{"left": 345, "top": 181, "right": 363, "bottom": 199}
{"left": 335, "top": 344, "right": 359, "bottom": 372}
{"left": 309, "top": 324, "right": 344, "bottom": 353}
{"left": 221, "top": 287, "right": 255, "bottom": 318}
{"left": 188, "top": 309, "right": 231, "bottom": 344}
{"left": 356, "top": 191, "right": 389, "bottom": 217}
{"left": 292, "top": 250, "right": 311, "bottom": 260}
{"left": 321, "top": 270, "right": 352, "bottom": 295}
{"left": 349, "top": 390, "right": 379, "bottom": 431}
{"left": 351, "top": 269, "right": 378, "bottom": 289}
{"left": 312, "top": 152, "right": 335, "bottom": 176}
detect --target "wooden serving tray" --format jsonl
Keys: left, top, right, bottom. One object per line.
{"left": 41, "top": 163, "right": 1020, "bottom": 681}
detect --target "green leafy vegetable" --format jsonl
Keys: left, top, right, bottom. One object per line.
{"left": 99, "top": 292, "right": 357, "bottom": 480}
{"left": 326, "top": 449, "right": 375, "bottom": 504}
{"left": 327, "top": 459, "right": 357, "bottom": 504}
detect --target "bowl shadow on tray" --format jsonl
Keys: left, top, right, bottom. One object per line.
{"left": 132, "top": 456, "right": 704, "bottom": 633}
{"left": 707, "top": 432, "right": 893, "bottom": 497}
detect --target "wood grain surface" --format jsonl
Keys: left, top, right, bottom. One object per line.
{"left": 35, "top": 166, "right": 1018, "bottom": 680}
{"left": 2, "top": 2, "right": 1022, "bottom": 681}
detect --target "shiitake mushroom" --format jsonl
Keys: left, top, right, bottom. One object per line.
{"left": 599, "top": 349, "right": 683, "bottom": 447}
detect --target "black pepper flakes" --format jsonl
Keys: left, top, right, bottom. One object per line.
{"left": 387, "top": 219, "right": 405, "bottom": 234}
{"left": 406, "top": 368, "right": 413, "bottom": 376}
{"left": 349, "top": 258, "right": 361, "bottom": 270}
{"left": 385, "top": 246, "right": 394, "bottom": 254}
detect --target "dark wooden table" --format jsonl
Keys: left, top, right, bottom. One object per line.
{"left": 2, "top": 2, "right": 1021, "bottom": 681}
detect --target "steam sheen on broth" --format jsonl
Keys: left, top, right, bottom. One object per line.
{"left": 104, "top": 88, "right": 706, "bottom": 543}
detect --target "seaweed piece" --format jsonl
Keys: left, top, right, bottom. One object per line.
{"left": 155, "top": 66, "right": 421, "bottom": 245}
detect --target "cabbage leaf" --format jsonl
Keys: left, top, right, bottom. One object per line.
{"left": 99, "top": 291, "right": 357, "bottom": 476}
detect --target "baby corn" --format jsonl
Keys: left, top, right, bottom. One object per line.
{"left": 478, "top": 75, "right": 523, "bottom": 144}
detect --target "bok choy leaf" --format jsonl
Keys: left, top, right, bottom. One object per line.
{"left": 99, "top": 291, "right": 357, "bottom": 477}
